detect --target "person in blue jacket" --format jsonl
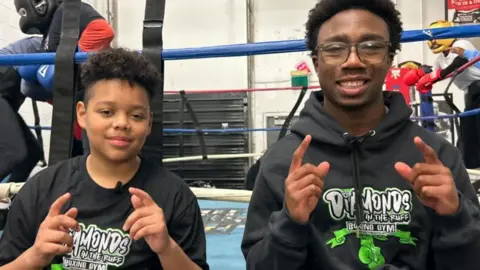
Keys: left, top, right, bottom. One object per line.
{"left": 241, "top": 0, "right": 480, "bottom": 269}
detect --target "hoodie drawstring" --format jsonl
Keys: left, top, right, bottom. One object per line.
{"left": 343, "top": 130, "right": 375, "bottom": 238}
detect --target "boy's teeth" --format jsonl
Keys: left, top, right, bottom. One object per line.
{"left": 340, "top": 81, "right": 365, "bottom": 88}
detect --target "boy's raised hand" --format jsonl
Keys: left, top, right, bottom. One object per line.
{"left": 123, "top": 187, "right": 172, "bottom": 255}
{"left": 395, "top": 137, "right": 459, "bottom": 216}
{"left": 285, "top": 135, "right": 330, "bottom": 224}
{"left": 27, "top": 193, "right": 79, "bottom": 268}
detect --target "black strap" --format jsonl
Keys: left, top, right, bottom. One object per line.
{"left": 443, "top": 70, "right": 462, "bottom": 114}
{"left": 180, "top": 91, "right": 207, "bottom": 160}
{"left": 31, "top": 100, "right": 46, "bottom": 167}
{"left": 443, "top": 69, "right": 462, "bottom": 145}
{"left": 277, "top": 86, "right": 308, "bottom": 140}
{"left": 48, "top": 0, "right": 81, "bottom": 165}
{"left": 141, "top": 0, "right": 166, "bottom": 165}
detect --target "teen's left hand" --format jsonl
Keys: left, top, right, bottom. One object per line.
{"left": 123, "top": 187, "right": 172, "bottom": 255}
{"left": 394, "top": 136, "right": 460, "bottom": 216}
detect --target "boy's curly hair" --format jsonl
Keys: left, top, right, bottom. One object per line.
{"left": 305, "top": 0, "right": 403, "bottom": 55}
{"left": 80, "top": 48, "right": 161, "bottom": 102}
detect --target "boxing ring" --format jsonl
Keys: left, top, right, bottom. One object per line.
{"left": 2, "top": 19, "right": 480, "bottom": 270}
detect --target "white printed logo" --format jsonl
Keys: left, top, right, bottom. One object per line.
{"left": 323, "top": 187, "right": 413, "bottom": 235}
{"left": 62, "top": 223, "right": 133, "bottom": 270}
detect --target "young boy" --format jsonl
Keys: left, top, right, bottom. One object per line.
{"left": 0, "top": 48, "right": 209, "bottom": 270}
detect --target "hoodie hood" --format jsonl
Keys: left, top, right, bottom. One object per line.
{"left": 291, "top": 90, "right": 413, "bottom": 149}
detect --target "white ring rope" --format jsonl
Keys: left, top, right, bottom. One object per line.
{"left": 468, "top": 169, "right": 480, "bottom": 176}
{"left": 0, "top": 183, "right": 253, "bottom": 203}
{"left": 1, "top": 169, "right": 479, "bottom": 203}
{"left": 163, "top": 153, "right": 263, "bottom": 163}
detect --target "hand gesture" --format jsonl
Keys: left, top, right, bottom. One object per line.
{"left": 285, "top": 135, "right": 330, "bottom": 224}
{"left": 123, "top": 187, "right": 171, "bottom": 255}
{"left": 395, "top": 137, "right": 459, "bottom": 216}
{"left": 28, "top": 193, "right": 79, "bottom": 268}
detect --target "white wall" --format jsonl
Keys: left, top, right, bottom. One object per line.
{"left": 0, "top": 0, "right": 25, "bottom": 47}
{"left": 114, "top": 0, "right": 248, "bottom": 91}
{"left": 250, "top": 0, "right": 319, "bottom": 155}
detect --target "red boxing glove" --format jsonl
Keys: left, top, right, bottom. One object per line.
{"left": 416, "top": 69, "right": 442, "bottom": 93}
{"left": 416, "top": 82, "right": 432, "bottom": 93}
{"left": 403, "top": 68, "right": 426, "bottom": 86}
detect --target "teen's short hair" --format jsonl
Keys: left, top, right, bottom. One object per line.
{"left": 305, "top": 0, "right": 403, "bottom": 55}
{"left": 80, "top": 47, "right": 161, "bottom": 103}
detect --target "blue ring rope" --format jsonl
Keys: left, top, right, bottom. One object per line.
{"left": 28, "top": 108, "right": 480, "bottom": 133}
{"left": 1, "top": 25, "right": 479, "bottom": 65}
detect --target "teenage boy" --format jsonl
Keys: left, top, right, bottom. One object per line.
{"left": 241, "top": 0, "right": 480, "bottom": 269}
{"left": 0, "top": 48, "right": 209, "bottom": 270}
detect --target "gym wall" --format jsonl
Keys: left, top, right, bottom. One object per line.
{"left": 112, "top": 0, "right": 466, "bottom": 156}
{"left": 0, "top": 0, "right": 26, "bottom": 47}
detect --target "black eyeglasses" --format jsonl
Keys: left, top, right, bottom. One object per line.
{"left": 315, "top": 40, "right": 391, "bottom": 65}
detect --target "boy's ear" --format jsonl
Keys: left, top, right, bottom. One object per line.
{"left": 76, "top": 101, "right": 87, "bottom": 129}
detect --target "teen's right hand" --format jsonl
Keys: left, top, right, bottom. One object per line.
{"left": 27, "top": 193, "right": 79, "bottom": 268}
{"left": 284, "top": 135, "right": 330, "bottom": 224}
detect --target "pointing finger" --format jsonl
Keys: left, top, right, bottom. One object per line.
{"left": 395, "top": 162, "right": 415, "bottom": 185}
{"left": 129, "top": 188, "right": 154, "bottom": 206}
{"left": 64, "top": 207, "right": 80, "bottom": 232}
{"left": 131, "top": 195, "right": 143, "bottom": 209}
{"left": 414, "top": 137, "right": 442, "bottom": 165}
{"left": 48, "top": 193, "right": 72, "bottom": 217}
{"left": 289, "top": 135, "right": 312, "bottom": 175}
{"left": 315, "top": 161, "right": 330, "bottom": 179}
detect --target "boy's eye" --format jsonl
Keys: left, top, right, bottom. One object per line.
{"left": 100, "top": 110, "right": 113, "bottom": 116}
{"left": 132, "top": 114, "right": 145, "bottom": 120}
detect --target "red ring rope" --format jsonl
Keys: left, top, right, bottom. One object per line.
{"left": 164, "top": 85, "right": 321, "bottom": 94}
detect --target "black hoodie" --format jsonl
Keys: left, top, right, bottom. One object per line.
{"left": 241, "top": 91, "right": 480, "bottom": 270}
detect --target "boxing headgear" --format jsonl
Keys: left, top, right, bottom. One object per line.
{"left": 397, "top": 61, "right": 422, "bottom": 70}
{"left": 426, "top": 20, "right": 456, "bottom": 54}
{"left": 14, "top": 0, "right": 62, "bottom": 35}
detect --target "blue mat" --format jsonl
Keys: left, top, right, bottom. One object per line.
{"left": 199, "top": 200, "right": 248, "bottom": 270}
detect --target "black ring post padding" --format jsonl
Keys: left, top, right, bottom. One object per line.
{"left": 31, "top": 99, "right": 46, "bottom": 167}
{"left": 179, "top": 94, "right": 185, "bottom": 158}
{"left": 48, "top": 0, "right": 81, "bottom": 166}
{"left": 141, "top": 0, "right": 166, "bottom": 165}
{"left": 277, "top": 86, "right": 308, "bottom": 140}
{"left": 179, "top": 91, "right": 208, "bottom": 160}
{"left": 177, "top": 94, "right": 185, "bottom": 178}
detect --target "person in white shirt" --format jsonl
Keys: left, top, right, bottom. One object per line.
{"left": 404, "top": 20, "right": 480, "bottom": 169}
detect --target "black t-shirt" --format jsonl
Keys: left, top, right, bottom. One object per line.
{"left": 0, "top": 155, "right": 209, "bottom": 270}
{"left": 44, "top": 2, "right": 104, "bottom": 52}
